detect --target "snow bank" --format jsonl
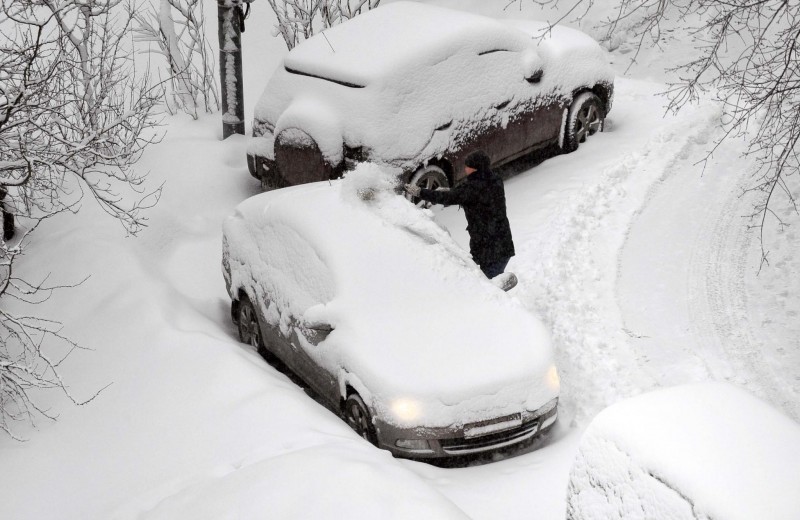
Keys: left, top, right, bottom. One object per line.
{"left": 223, "top": 163, "right": 557, "bottom": 428}
{"left": 138, "top": 442, "right": 469, "bottom": 520}
{"left": 567, "top": 383, "right": 800, "bottom": 520}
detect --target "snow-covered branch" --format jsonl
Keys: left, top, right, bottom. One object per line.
{"left": 511, "top": 0, "right": 800, "bottom": 259}
{"left": 266, "top": 0, "right": 381, "bottom": 50}
{"left": 0, "top": 0, "right": 160, "bottom": 438}
{"left": 133, "top": 0, "right": 219, "bottom": 118}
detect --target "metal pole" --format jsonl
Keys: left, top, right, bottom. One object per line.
{"left": 218, "top": 0, "right": 248, "bottom": 139}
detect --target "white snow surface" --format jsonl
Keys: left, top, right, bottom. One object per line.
{"left": 1, "top": 0, "right": 798, "bottom": 519}
{"left": 284, "top": 2, "right": 529, "bottom": 87}
{"left": 567, "top": 383, "right": 800, "bottom": 520}
{"left": 223, "top": 164, "right": 557, "bottom": 426}
{"left": 252, "top": 1, "right": 613, "bottom": 166}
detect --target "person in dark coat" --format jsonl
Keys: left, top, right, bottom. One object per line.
{"left": 405, "top": 150, "right": 515, "bottom": 278}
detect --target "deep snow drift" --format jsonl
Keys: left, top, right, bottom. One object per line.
{"left": 568, "top": 383, "right": 800, "bottom": 520}
{"left": 1, "top": 0, "right": 798, "bottom": 519}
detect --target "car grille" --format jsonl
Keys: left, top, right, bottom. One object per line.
{"left": 439, "top": 415, "right": 541, "bottom": 455}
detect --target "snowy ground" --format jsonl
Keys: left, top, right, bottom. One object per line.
{"left": 1, "top": 1, "right": 798, "bottom": 519}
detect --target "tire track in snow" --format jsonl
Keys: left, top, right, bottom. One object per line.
{"left": 619, "top": 109, "right": 799, "bottom": 421}
{"left": 513, "top": 98, "right": 721, "bottom": 424}
{"left": 690, "top": 168, "right": 799, "bottom": 420}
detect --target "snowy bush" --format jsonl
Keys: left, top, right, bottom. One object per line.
{"left": 567, "top": 383, "right": 800, "bottom": 520}
{"left": 0, "top": 0, "right": 161, "bottom": 438}
{"left": 266, "top": 0, "right": 381, "bottom": 50}
{"left": 133, "top": 0, "right": 219, "bottom": 118}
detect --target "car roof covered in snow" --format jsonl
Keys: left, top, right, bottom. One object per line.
{"left": 223, "top": 165, "right": 555, "bottom": 427}
{"left": 283, "top": 1, "right": 530, "bottom": 87}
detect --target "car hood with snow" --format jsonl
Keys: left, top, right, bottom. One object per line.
{"left": 222, "top": 165, "right": 558, "bottom": 428}
{"left": 248, "top": 1, "right": 614, "bottom": 170}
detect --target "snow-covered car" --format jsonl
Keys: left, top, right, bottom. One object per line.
{"left": 221, "top": 168, "right": 560, "bottom": 459}
{"left": 246, "top": 1, "right": 614, "bottom": 191}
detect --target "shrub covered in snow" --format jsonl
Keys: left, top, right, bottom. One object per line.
{"left": 567, "top": 383, "right": 800, "bottom": 520}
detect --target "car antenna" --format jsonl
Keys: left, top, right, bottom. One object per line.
{"left": 321, "top": 31, "right": 336, "bottom": 53}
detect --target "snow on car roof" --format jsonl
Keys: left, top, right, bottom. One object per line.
{"left": 283, "top": 1, "right": 530, "bottom": 87}
{"left": 224, "top": 165, "right": 555, "bottom": 426}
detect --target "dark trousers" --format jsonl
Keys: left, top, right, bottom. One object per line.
{"left": 2, "top": 209, "right": 13, "bottom": 241}
{"left": 481, "top": 257, "right": 511, "bottom": 279}
{"left": 0, "top": 187, "right": 12, "bottom": 241}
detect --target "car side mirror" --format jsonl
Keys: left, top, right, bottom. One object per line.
{"left": 306, "top": 320, "right": 334, "bottom": 333}
{"left": 521, "top": 48, "right": 544, "bottom": 84}
{"left": 526, "top": 69, "right": 544, "bottom": 84}
{"left": 301, "top": 304, "right": 334, "bottom": 332}
{"left": 299, "top": 318, "right": 333, "bottom": 346}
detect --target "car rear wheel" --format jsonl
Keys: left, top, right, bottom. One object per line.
{"left": 236, "top": 294, "right": 267, "bottom": 357}
{"left": 564, "top": 92, "right": 604, "bottom": 153}
{"left": 343, "top": 393, "right": 377, "bottom": 445}
{"left": 275, "top": 128, "right": 334, "bottom": 186}
{"left": 407, "top": 164, "right": 448, "bottom": 206}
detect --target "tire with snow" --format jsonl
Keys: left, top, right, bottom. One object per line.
{"left": 275, "top": 128, "right": 335, "bottom": 186}
{"left": 343, "top": 393, "right": 378, "bottom": 445}
{"left": 407, "top": 164, "right": 449, "bottom": 206}
{"left": 563, "top": 92, "right": 604, "bottom": 153}
{"left": 236, "top": 294, "right": 268, "bottom": 358}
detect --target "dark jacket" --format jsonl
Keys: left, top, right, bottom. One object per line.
{"left": 419, "top": 168, "right": 515, "bottom": 267}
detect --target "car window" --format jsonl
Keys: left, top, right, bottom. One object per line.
{"left": 284, "top": 65, "right": 366, "bottom": 89}
{"left": 477, "top": 49, "right": 512, "bottom": 56}
{"left": 259, "top": 222, "right": 335, "bottom": 320}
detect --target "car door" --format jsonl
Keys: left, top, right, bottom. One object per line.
{"left": 505, "top": 48, "right": 565, "bottom": 161}
{"left": 472, "top": 49, "right": 529, "bottom": 164}
{"left": 259, "top": 223, "right": 339, "bottom": 406}
{"left": 288, "top": 319, "right": 338, "bottom": 405}
{"left": 434, "top": 48, "right": 522, "bottom": 181}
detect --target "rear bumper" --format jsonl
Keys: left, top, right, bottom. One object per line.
{"left": 376, "top": 398, "right": 558, "bottom": 459}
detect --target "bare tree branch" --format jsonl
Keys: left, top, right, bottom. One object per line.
{"left": 1, "top": 0, "right": 161, "bottom": 439}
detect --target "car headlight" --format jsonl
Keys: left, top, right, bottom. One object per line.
{"left": 395, "top": 438, "right": 431, "bottom": 451}
{"left": 390, "top": 398, "right": 422, "bottom": 423}
{"left": 546, "top": 364, "right": 560, "bottom": 392}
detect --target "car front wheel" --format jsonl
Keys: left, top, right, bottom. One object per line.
{"left": 236, "top": 294, "right": 266, "bottom": 356}
{"left": 343, "top": 393, "right": 378, "bottom": 445}
{"left": 564, "top": 92, "right": 604, "bottom": 153}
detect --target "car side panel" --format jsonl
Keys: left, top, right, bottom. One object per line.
{"left": 289, "top": 327, "right": 339, "bottom": 407}
{"left": 507, "top": 96, "right": 566, "bottom": 160}
{"left": 252, "top": 300, "right": 340, "bottom": 409}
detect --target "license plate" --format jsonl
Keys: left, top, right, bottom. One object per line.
{"left": 464, "top": 416, "right": 523, "bottom": 438}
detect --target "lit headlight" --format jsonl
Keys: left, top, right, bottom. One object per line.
{"left": 390, "top": 398, "right": 422, "bottom": 423}
{"left": 546, "top": 364, "right": 560, "bottom": 392}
